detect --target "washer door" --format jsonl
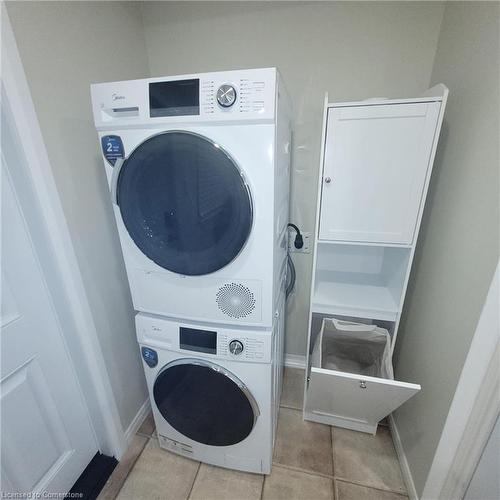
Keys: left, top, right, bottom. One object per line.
{"left": 153, "top": 359, "right": 259, "bottom": 447}
{"left": 117, "top": 131, "right": 253, "bottom": 276}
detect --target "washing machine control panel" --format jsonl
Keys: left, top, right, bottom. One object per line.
{"left": 218, "top": 334, "right": 266, "bottom": 361}
{"left": 136, "top": 313, "right": 272, "bottom": 364}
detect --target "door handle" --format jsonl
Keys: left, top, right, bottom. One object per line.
{"left": 324, "top": 177, "right": 332, "bottom": 184}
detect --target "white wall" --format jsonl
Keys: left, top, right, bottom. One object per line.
{"left": 140, "top": 0, "right": 445, "bottom": 356}
{"left": 6, "top": 1, "right": 150, "bottom": 431}
{"left": 393, "top": 2, "right": 500, "bottom": 496}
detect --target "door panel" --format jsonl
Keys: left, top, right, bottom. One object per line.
{"left": 0, "top": 272, "right": 20, "bottom": 327}
{"left": 307, "top": 366, "right": 420, "bottom": 429}
{"left": 319, "top": 102, "right": 441, "bottom": 244}
{"left": 1, "top": 161, "right": 97, "bottom": 494}
{"left": 2, "top": 359, "right": 72, "bottom": 492}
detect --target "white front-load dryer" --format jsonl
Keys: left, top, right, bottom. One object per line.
{"left": 135, "top": 310, "right": 284, "bottom": 474}
{"left": 91, "top": 68, "right": 291, "bottom": 328}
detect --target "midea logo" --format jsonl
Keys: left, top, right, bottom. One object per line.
{"left": 112, "top": 93, "right": 126, "bottom": 101}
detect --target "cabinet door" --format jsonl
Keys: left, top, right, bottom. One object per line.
{"left": 319, "top": 102, "right": 441, "bottom": 244}
{"left": 306, "top": 367, "right": 420, "bottom": 434}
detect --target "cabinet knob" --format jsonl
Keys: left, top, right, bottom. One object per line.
{"left": 324, "top": 177, "right": 332, "bottom": 184}
{"left": 359, "top": 381, "right": 367, "bottom": 389}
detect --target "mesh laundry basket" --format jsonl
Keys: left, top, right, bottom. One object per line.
{"left": 311, "top": 318, "right": 393, "bottom": 379}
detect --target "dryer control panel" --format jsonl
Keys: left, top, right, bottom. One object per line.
{"left": 91, "top": 67, "right": 278, "bottom": 129}
{"left": 200, "top": 76, "right": 270, "bottom": 116}
{"left": 136, "top": 313, "right": 273, "bottom": 364}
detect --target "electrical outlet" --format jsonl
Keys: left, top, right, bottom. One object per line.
{"left": 288, "top": 230, "right": 311, "bottom": 254}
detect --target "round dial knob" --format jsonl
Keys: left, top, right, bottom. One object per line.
{"left": 217, "top": 84, "right": 237, "bottom": 108}
{"left": 229, "top": 340, "right": 244, "bottom": 356}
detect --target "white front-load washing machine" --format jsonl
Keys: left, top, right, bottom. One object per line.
{"left": 91, "top": 68, "right": 291, "bottom": 327}
{"left": 135, "top": 306, "right": 285, "bottom": 474}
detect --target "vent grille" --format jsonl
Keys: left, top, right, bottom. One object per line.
{"left": 216, "top": 283, "right": 256, "bottom": 319}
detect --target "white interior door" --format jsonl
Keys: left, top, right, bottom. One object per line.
{"left": 1, "top": 161, "right": 97, "bottom": 494}
{"left": 319, "top": 102, "right": 441, "bottom": 244}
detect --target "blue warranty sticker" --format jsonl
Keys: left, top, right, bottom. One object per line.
{"left": 101, "top": 135, "right": 124, "bottom": 166}
{"left": 141, "top": 347, "right": 158, "bottom": 368}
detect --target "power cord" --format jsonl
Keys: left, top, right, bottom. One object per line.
{"left": 285, "top": 222, "right": 304, "bottom": 298}
{"left": 287, "top": 223, "right": 304, "bottom": 249}
{"left": 285, "top": 254, "right": 296, "bottom": 298}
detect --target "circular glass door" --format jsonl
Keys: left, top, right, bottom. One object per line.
{"left": 117, "top": 131, "right": 252, "bottom": 276}
{"left": 153, "top": 360, "right": 258, "bottom": 447}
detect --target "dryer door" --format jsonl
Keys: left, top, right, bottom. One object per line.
{"left": 116, "top": 131, "right": 253, "bottom": 276}
{"left": 153, "top": 359, "right": 259, "bottom": 447}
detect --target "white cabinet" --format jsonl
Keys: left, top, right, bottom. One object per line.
{"left": 319, "top": 102, "right": 441, "bottom": 245}
{"left": 304, "top": 86, "right": 448, "bottom": 434}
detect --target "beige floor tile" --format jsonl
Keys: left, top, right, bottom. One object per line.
{"left": 332, "top": 427, "right": 406, "bottom": 494}
{"left": 280, "top": 368, "right": 304, "bottom": 410}
{"left": 137, "top": 412, "right": 156, "bottom": 437}
{"left": 263, "top": 465, "right": 333, "bottom": 500}
{"left": 273, "top": 407, "right": 333, "bottom": 476}
{"left": 117, "top": 438, "right": 199, "bottom": 500}
{"left": 189, "top": 463, "right": 263, "bottom": 500}
{"left": 336, "top": 480, "right": 408, "bottom": 500}
{"left": 98, "top": 434, "right": 149, "bottom": 500}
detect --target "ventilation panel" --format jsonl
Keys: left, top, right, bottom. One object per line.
{"left": 216, "top": 283, "right": 256, "bottom": 319}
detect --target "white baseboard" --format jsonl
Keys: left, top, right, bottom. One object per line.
{"left": 124, "top": 398, "right": 151, "bottom": 445}
{"left": 389, "top": 414, "right": 419, "bottom": 500}
{"left": 284, "top": 354, "right": 306, "bottom": 369}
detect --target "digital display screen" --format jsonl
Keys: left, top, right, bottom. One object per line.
{"left": 179, "top": 327, "right": 217, "bottom": 355}
{"left": 149, "top": 79, "right": 200, "bottom": 117}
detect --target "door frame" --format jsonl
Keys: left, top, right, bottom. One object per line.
{"left": 2, "top": 7, "right": 127, "bottom": 459}
{"left": 420, "top": 261, "right": 499, "bottom": 500}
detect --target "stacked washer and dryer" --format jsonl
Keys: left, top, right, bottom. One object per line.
{"left": 91, "top": 68, "right": 291, "bottom": 474}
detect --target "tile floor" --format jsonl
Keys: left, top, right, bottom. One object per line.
{"left": 98, "top": 368, "right": 408, "bottom": 500}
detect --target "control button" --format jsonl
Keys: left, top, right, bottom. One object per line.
{"left": 229, "top": 340, "right": 244, "bottom": 356}
{"left": 217, "top": 84, "right": 237, "bottom": 108}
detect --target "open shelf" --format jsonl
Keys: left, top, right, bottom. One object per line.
{"left": 317, "top": 239, "right": 412, "bottom": 249}
{"left": 313, "top": 242, "right": 411, "bottom": 322}
{"left": 313, "top": 280, "right": 399, "bottom": 321}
